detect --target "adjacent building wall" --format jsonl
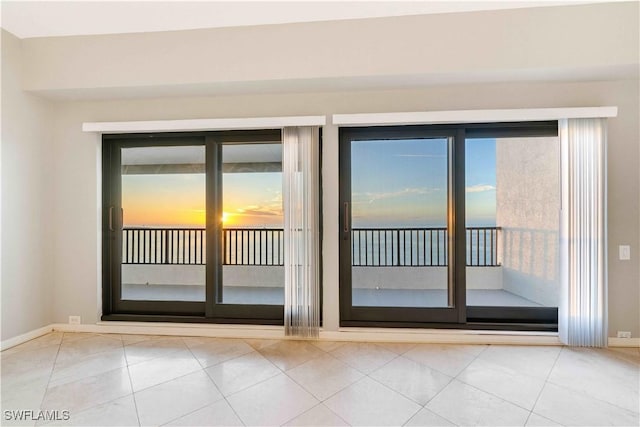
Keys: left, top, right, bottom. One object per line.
{"left": 1, "top": 30, "right": 54, "bottom": 340}
{"left": 496, "top": 137, "right": 560, "bottom": 307}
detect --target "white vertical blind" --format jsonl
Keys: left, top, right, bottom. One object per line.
{"left": 282, "top": 126, "right": 320, "bottom": 338}
{"left": 559, "top": 118, "right": 608, "bottom": 347}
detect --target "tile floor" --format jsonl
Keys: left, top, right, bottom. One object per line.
{"left": 1, "top": 332, "right": 638, "bottom": 426}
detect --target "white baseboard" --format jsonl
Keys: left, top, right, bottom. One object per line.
{"left": 325, "top": 328, "right": 561, "bottom": 345}
{"left": 51, "top": 322, "right": 562, "bottom": 346}
{"left": 5, "top": 322, "right": 636, "bottom": 349}
{"left": 0, "top": 325, "right": 54, "bottom": 351}
{"left": 53, "top": 322, "right": 286, "bottom": 340}
{"left": 608, "top": 337, "right": 640, "bottom": 348}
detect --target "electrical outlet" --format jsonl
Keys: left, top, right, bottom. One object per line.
{"left": 619, "top": 245, "right": 631, "bottom": 260}
{"left": 617, "top": 331, "right": 632, "bottom": 339}
{"left": 68, "top": 315, "right": 81, "bottom": 325}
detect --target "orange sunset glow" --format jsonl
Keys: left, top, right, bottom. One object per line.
{"left": 122, "top": 172, "right": 283, "bottom": 228}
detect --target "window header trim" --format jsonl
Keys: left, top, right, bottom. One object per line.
{"left": 332, "top": 107, "right": 617, "bottom": 127}
{"left": 83, "top": 115, "right": 326, "bottom": 134}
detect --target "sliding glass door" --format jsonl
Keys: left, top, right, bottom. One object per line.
{"left": 339, "top": 123, "right": 558, "bottom": 329}
{"left": 339, "top": 127, "right": 466, "bottom": 325}
{"left": 102, "top": 131, "right": 284, "bottom": 323}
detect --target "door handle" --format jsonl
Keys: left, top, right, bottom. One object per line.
{"left": 108, "top": 207, "right": 114, "bottom": 231}
{"left": 343, "top": 202, "right": 350, "bottom": 238}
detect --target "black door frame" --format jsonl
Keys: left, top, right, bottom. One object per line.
{"left": 339, "top": 126, "right": 465, "bottom": 325}
{"left": 101, "top": 130, "right": 285, "bottom": 324}
{"left": 339, "top": 122, "right": 559, "bottom": 330}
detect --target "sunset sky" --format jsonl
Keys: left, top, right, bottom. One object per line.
{"left": 122, "top": 171, "right": 283, "bottom": 228}
{"left": 122, "top": 138, "right": 496, "bottom": 228}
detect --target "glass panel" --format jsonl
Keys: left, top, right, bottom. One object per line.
{"left": 465, "top": 137, "right": 560, "bottom": 307}
{"left": 221, "top": 143, "right": 284, "bottom": 305}
{"left": 351, "top": 138, "right": 450, "bottom": 307}
{"left": 120, "top": 146, "right": 206, "bottom": 301}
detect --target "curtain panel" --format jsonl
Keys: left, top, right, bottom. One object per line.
{"left": 559, "top": 118, "right": 608, "bottom": 347}
{"left": 282, "top": 126, "right": 321, "bottom": 337}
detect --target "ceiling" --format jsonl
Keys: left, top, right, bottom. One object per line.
{"left": 1, "top": 0, "right": 595, "bottom": 39}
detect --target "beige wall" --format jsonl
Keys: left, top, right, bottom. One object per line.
{"left": 48, "top": 79, "right": 639, "bottom": 337}
{"left": 1, "top": 2, "right": 638, "bottom": 341}
{"left": 1, "top": 30, "right": 54, "bottom": 340}
{"left": 19, "top": 2, "right": 639, "bottom": 97}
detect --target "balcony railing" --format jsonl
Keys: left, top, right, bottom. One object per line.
{"left": 352, "top": 227, "right": 500, "bottom": 267}
{"left": 122, "top": 226, "right": 501, "bottom": 267}
{"left": 122, "top": 228, "right": 206, "bottom": 265}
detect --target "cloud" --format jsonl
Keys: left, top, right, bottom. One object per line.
{"left": 466, "top": 184, "right": 496, "bottom": 193}
{"left": 237, "top": 209, "right": 280, "bottom": 217}
{"left": 235, "top": 201, "right": 283, "bottom": 217}
{"left": 393, "top": 154, "right": 446, "bottom": 158}
{"left": 354, "top": 187, "right": 440, "bottom": 204}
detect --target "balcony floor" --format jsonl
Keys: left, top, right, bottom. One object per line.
{"left": 121, "top": 284, "right": 543, "bottom": 307}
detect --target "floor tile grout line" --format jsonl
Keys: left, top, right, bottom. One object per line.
{"left": 545, "top": 375, "right": 640, "bottom": 416}
{"left": 254, "top": 340, "right": 328, "bottom": 372}
{"left": 364, "top": 356, "right": 454, "bottom": 408}
{"left": 401, "top": 407, "right": 457, "bottom": 427}
{"left": 155, "top": 342, "right": 231, "bottom": 427}
{"left": 450, "top": 373, "right": 535, "bottom": 413}
{"left": 203, "top": 357, "right": 282, "bottom": 401}
{"left": 279, "top": 352, "right": 360, "bottom": 403}
{"left": 35, "top": 333, "right": 64, "bottom": 413}
{"left": 415, "top": 377, "right": 458, "bottom": 425}
{"left": 278, "top": 401, "right": 351, "bottom": 427}
{"left": 125, "top": 360, "right": 202, "bottom": 394}
{"left": 283, "top": 353, "right": 421, "bottom": 426}
{"left": 121, "top": 335, "right": 142, "bottom": 427}
{"left": 312, "top": 372, "right": 371, "bottom": 404}
{"left": 400, "top": 343, "right": 488, "bottom": 380}
{"left": 40, "top": 333, "right": 134, "bottom": 426}
{"left": 359, "top": 373, "right": 425, "bottom": 424}
{"left": 453, "top": 345, "right": 564, "bottom": 414}
{"left": 48, "top": 349, "right": 130, "bottom": 387}
{"left": 327, "top": 342, "right": 403, "bottom": 376}
{"left": 191, "top": 346, "right": 256, "bottom": 371}
{"left": 124, "top": 337, "right": 194, "bottom": 368}
{"left": 450, "top": 343, "right": 490, "bottom": 381}
{"left": 470, "top": 346, "right": 567, "bottom": 383}
{"left": 52, "top": 333, "right": 128, "bottom": 375}
{"left": 523, "top": 344, "right": 565, "bottom": 426}
{"left": 48, "top": 392, "right": 138, "bottom": 426}
{"left": 323, "top": 372, "right": 430, "bottom": 426}
{"left": 1, "top": 333, "right": 64, "bottom": 357}
{"left": 182, "top": 337, "right": 247, "bottom": 427}
{"left": 12, "top": 334, "right": 637, "bottom": 427}
{"left": 156, "top": 401, "right": 213, "bottom": 427}
{"left": 39, "top": 365, "right": 145, "bottom": 425}
{"left": 410, "top": 345, "right": 490, "bottom": 426}
{"left": 455, "top": 343, "right": 545, "bottom": 415}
